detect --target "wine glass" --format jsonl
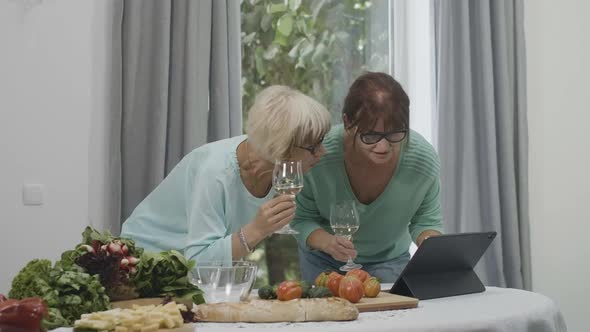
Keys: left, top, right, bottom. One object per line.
{"left": 272, "top": 160, "right": 303, "bottom": 235}
{"left": 330, "top": 200, "right": 362, "bottom": 271}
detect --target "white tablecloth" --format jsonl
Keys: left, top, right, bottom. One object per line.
{"left": 53, "top": 287, "right": 566, "bottom": 332}
{"left": 195, "top": 287, "right": 567, "bottom": 332}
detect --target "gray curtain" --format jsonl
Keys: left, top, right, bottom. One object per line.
{"left": 108, "top": 0, "right": 242, "bottom": 232}
{"left": 433, "top": 0, "right": 531, "bottom": 290}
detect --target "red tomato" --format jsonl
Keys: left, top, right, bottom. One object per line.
{"left": 338, "top": 276, "right": 364, "bottom": 303}
{"left": 345, "top": 269, "right": 371, "bottom": 283}
{"left": 326, "top": 272, "right": 344, "bottom": 296}
{"left": 363, "top": 277, "right": 381, "bottom": 298}
{"left": 276, "top": 281, "right": 302, "bottom": 301}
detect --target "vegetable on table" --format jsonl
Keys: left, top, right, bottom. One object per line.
{"left": 363, "top": 277, "right": 381, "bottom": 298}
{"left": 300, "top": 281, "right": 312, "bottom": 298}
{"left": 258, "top": 282, "right": 333, "bottom": 300}
{"left": 257, "top": 285, "right": 277, "bottom": 300}
{"left": 62, "top": 227, "right": 205, "bottom": 305}
{"left": 0, "top": 296, "right": 48, "bottom": 332}
{"left": 8, "top": 259, "right": 110, "bottom": 330}
{"left": 7, "top": 227, "right": 205, "bottom": 330}
{"left": 132, "top": 250, "right": 204, "bottom": 305}
{"left": 314, "top": 271, "right": 331, "bottom": 287}
{"left": 308, "top": 286, "right": 332, "bottom": 298}
{"left": 326, "top": 272, "right": 344, "bottom": 296}
{"left": 59, "top": 227, "right": 143, "bottom": 301}
{"left": 276, "top": 281, "right": 302, "bottom": 301}
{"left": 338, "top": 276, "right": 364, "bottom": 303}
{"left": 345, "top": 269, "right": 371, "bottom": 283}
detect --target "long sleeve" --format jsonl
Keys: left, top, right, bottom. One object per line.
{"left": 291, "top": 175, "right": 325, "bottom": 248}
{"left": 121, "top": 135, "right": 254, "bottom": 262}
{"left": 408, "top": 176, "right": 444, "bottom": 242}
{"left": 184, "top": 170, "right": 233, "bottom": 264}
{"left": 120, "top": 157, "right": 192, "bottom": 254}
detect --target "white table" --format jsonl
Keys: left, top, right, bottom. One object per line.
{"left": 195, "top": 287, "right": 567, "bottom": 332}
{"left": 53, "top": 287, "right": 566, "bottom": 332}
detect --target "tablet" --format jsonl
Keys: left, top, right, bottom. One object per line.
{"left": 389, "top": 231, "right": 497, "bottom": 300}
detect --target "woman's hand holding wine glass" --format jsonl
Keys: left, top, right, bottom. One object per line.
{"left": 322, "top": 236, "right": 358, "bottom": 262}
{"left": 247, "top": 194, "right": 296, "bottom": 237}
{"left": 272, "top": 160, "right": 303, "bottom": 234}
{"left": 330, "top": 200, "right": 362, "bottom": 271}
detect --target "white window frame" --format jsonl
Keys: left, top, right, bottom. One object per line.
{"left": 390, "top": 0, "right": 436, "bottom": 255}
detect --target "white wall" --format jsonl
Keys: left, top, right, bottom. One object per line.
{"left": 525, "top": 1, "right": 590, "bottom": 331}
{"left": 88, "top": 0, "right": 119, "bottom": 235}
{"left": 0, "top": 0, "right": 112, "bottom": 294}
{"left": 1, "top": 1, "right": 589, "bottom": 330}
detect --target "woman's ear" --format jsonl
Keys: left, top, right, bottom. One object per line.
{"left": 342, "top": 114, "right": 351, "bottom": 128}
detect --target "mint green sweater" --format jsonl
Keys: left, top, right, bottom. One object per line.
{"left": 121, "top": 135, "right": 273, "bottom": 264}
{"left": 291, "top": 125, "right": 444, "bottom": 263}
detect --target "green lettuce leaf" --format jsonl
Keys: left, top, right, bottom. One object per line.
{"left": 132, "top": 250, "right": 204, "bottom": 304}
{"left": 8, "top": 259, "right": 111, "bottom": 328}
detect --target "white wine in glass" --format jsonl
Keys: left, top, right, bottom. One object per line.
{"left": 330, "top": 200, "right": 362, "bottom": 271}
{"left": 274, "top": 184, "right": 303, "bottom": 196}
{"left": 272, "top": 160, "right": 303, "bottom": 235}
{"left": 332, "top": 225, "right": 359, "bottom": 239}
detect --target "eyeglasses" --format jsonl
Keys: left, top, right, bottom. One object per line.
{"left": 359, "top": 130, "right": 407, "bottom": 145}
{"left": 297, "top": 135, "right": 325, "bottom": 155}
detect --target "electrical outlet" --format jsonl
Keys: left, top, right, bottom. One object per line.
{"left": 22, "top": 183, "right": 44, "bottom": 206}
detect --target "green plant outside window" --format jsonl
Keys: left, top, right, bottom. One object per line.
{"left": 241, "top": 0, "right": 390, "bottom": 287}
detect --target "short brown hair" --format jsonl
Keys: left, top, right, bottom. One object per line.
{"left": 342, "top": 72, "right": 409, "bottom": 135}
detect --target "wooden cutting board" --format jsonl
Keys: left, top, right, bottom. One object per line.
{"left": 245, "top": 291, "right": 418, "bottom": 313}
{"left": 112, "top": 292, "right": 419, "bottom": 313}
{"left": 111, "top": 297, "right": 190, "bottom": 309}
{"left": 355, "top": 291, "right": 418, "bottom": 312}
{"left": 111, "top": 292, "right": 418, "bottom": 327}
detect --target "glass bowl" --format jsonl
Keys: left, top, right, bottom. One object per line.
{"left": 189, "top": 261, "right": 258, "bottom": 303}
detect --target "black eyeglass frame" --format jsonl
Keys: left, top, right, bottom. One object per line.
{"left": 359, "top": 129, "right": 408, "bottom": 145}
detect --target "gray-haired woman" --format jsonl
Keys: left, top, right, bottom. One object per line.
{"left": 121, "top": 85, "right": 331, "bottom": 263}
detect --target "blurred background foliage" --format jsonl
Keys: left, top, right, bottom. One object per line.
{"left": 240, "top": 0, "right": 389, "bottom": 287}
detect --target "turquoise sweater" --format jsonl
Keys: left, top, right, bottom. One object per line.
{"left": 120, "top": 135, "right": 272, "bottom": 263}
{"left": 291, "top": 125, "right": 444, "bottom": 263}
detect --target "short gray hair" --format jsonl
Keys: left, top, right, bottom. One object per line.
{"left": 246, "top": 85, "right": 331, "bottom": 161}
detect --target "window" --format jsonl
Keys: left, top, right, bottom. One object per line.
{"left": 240, "top": 0, "right": 434, "bottom": 286}
{"left": 241, "top": 0, "right": 390, "bottom": 120}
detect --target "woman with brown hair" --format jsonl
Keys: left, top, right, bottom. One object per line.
{"left": 292, "top": 72, "right": 443, "bottom": 282}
